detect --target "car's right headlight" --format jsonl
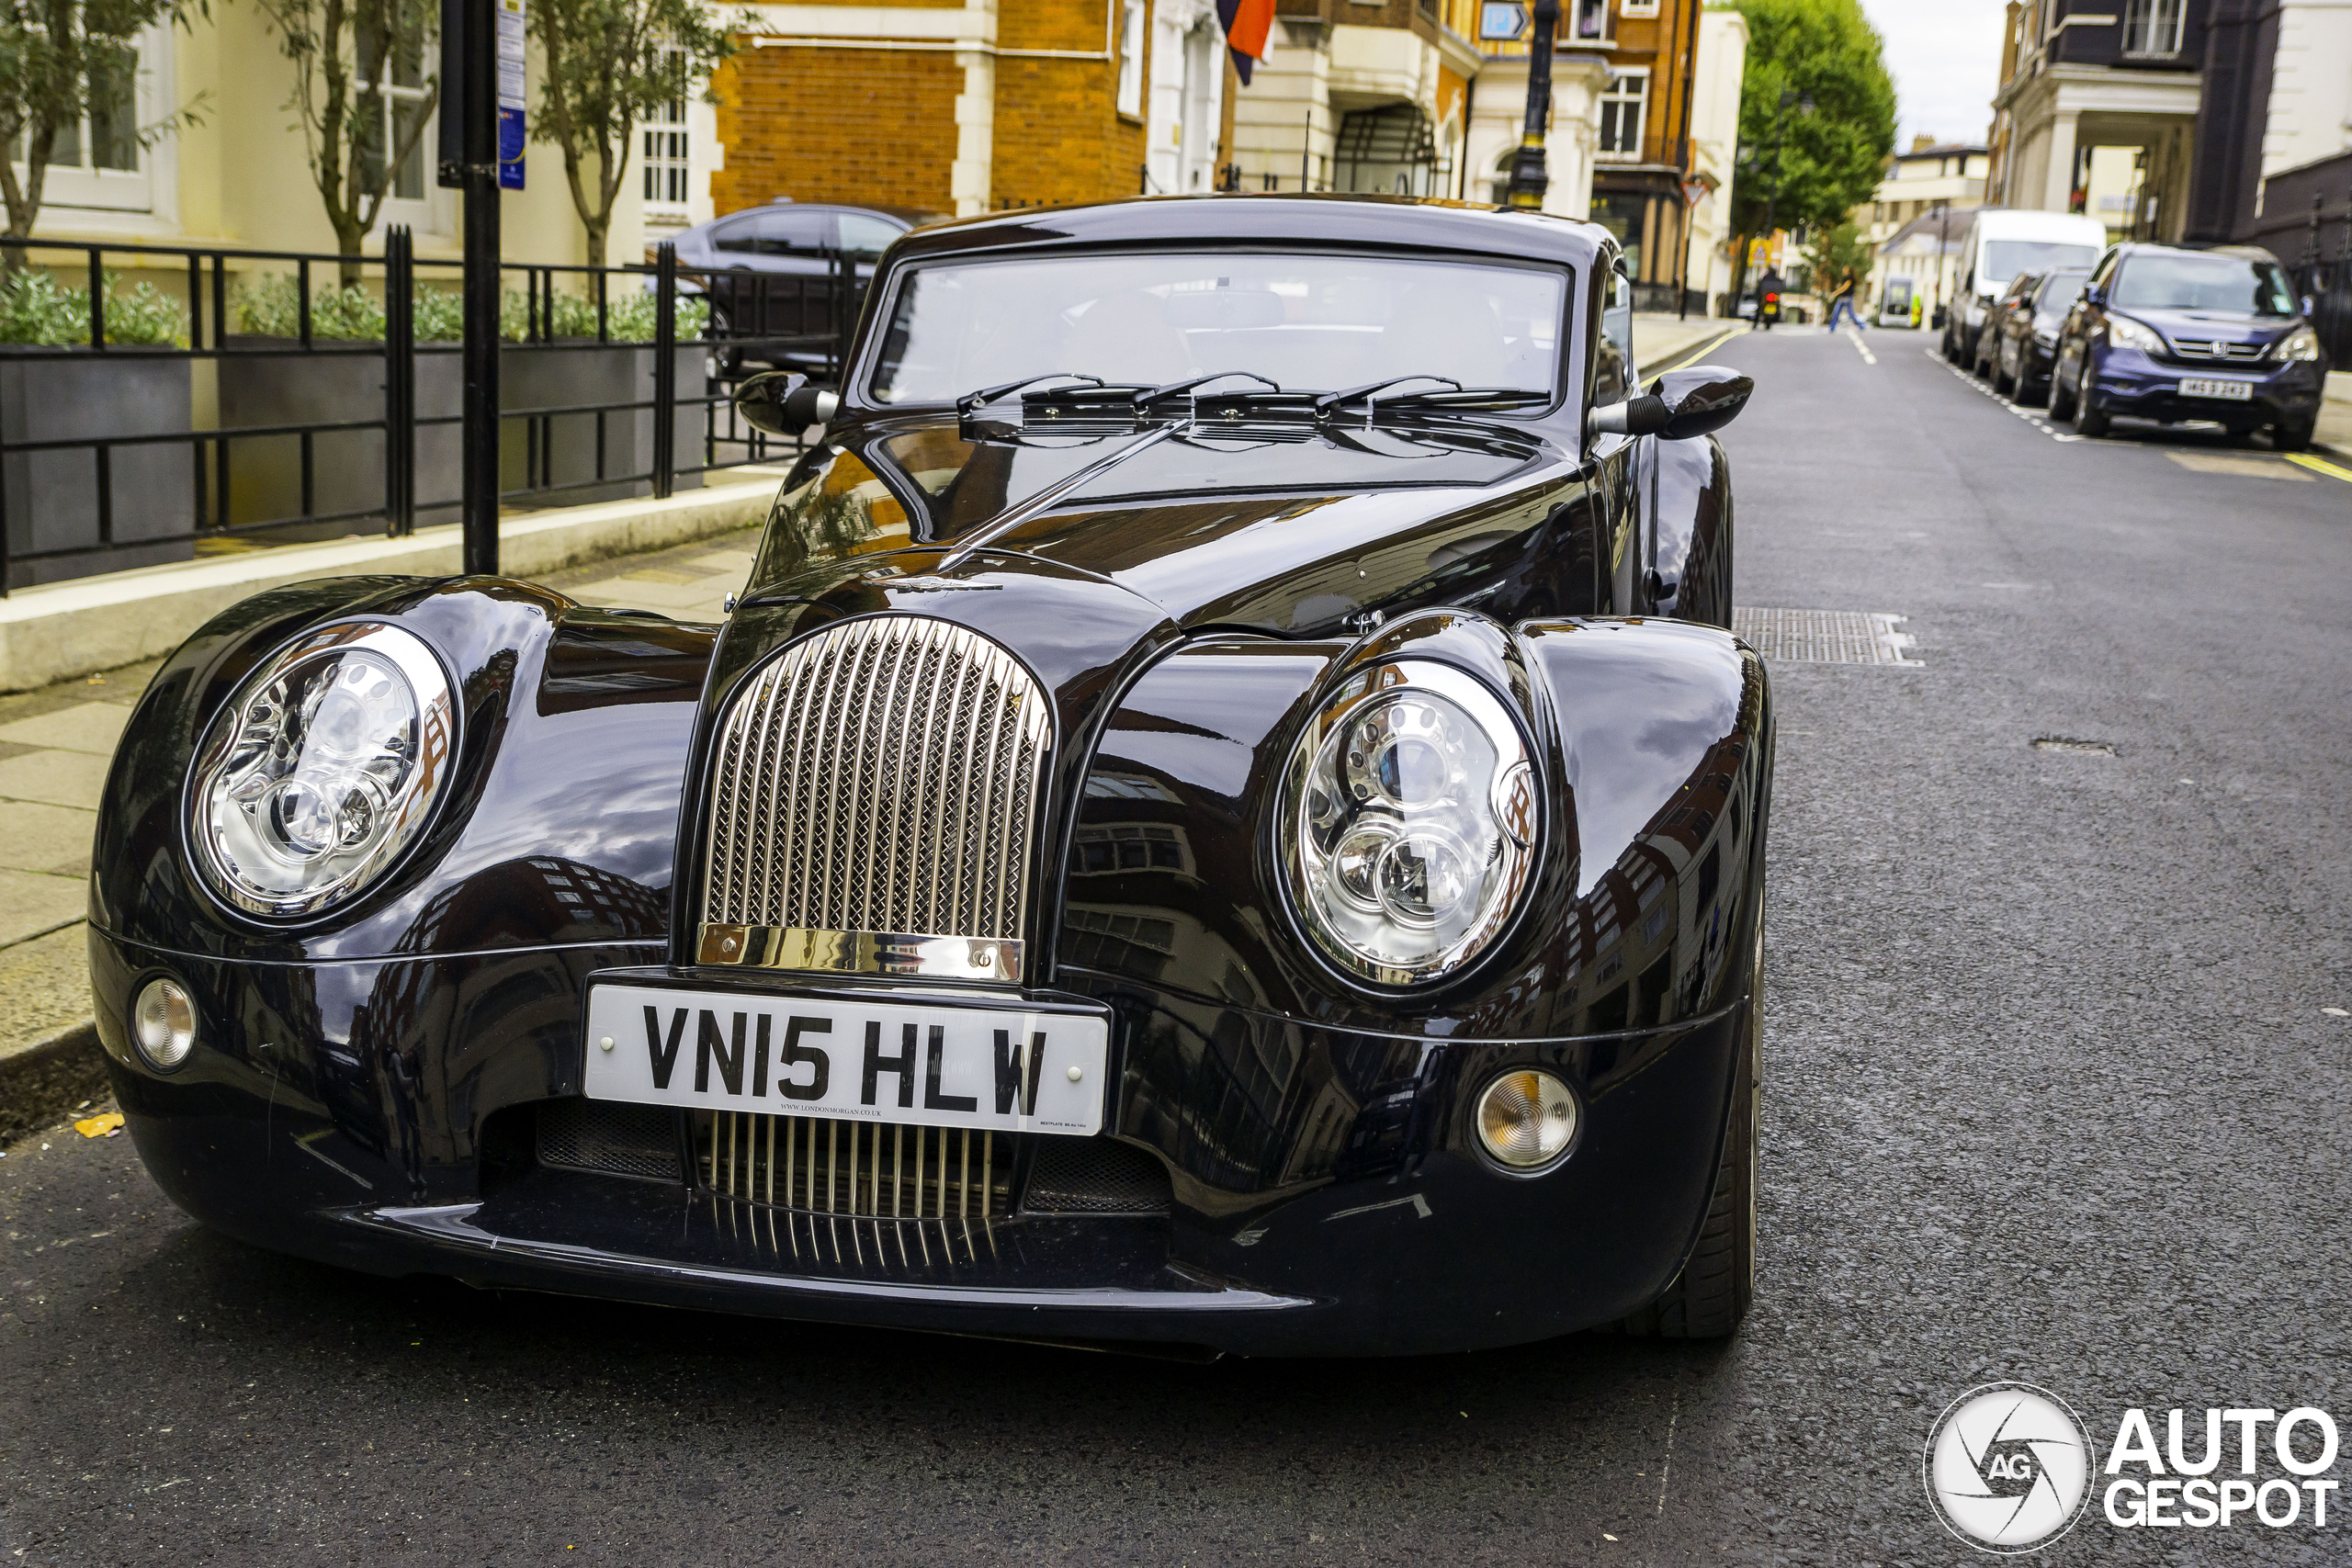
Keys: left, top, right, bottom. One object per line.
{"left": 1276, "top": 660, "right": 1538, "bottom": 986}
{"left": 2105, "top": 314, "right": 2166, "bottom": 355}
{"left": 186, "top": 622, "right": 457, "bottom": 919}
{"left": 2273, "top": 325, "right": 2324, "bottom": 362}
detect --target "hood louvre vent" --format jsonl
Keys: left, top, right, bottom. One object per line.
{"left": 701, "top": 615, "right": 1051, "bottom": 944}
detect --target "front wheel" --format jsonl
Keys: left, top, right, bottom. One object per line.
{"left": 2049, "top": 364, "right": 2078, "bottom": 422}
{"left": 1621, "top": 945, "right": 1760, "bottom": 1339}
{"left": 2075, "top": 390, "right": 2111, "bottom": 439}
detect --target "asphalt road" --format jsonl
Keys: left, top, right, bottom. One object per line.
{"left": 6, "top": 328, "right": 2351, "bottom": 1565}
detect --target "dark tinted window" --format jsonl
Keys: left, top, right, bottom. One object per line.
{"left": 2033, "top": 269, "right": 2089, "bottom": 311}
{"left": 2111, "top": 253, "right": 2297, "bottom": 315}
{"left": 711, "top": 209, "right": 838, "bottom": 255}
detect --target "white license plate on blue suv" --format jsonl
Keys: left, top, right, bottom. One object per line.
{"left": 582, "top": 983, "right": 1109, "bottom": 1135}
{"left": 2179, "top": 378, "right": 2254, "bottom": 400}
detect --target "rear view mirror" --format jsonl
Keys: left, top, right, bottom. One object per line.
{"left": 734, "top": 370, "right": 838, "bottom": 436}
{"left": 1587, "top": 365, "right": 1753, "bottom": 441}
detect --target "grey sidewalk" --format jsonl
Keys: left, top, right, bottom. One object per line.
{"left": 0, "top": 519, "right": 768, "bottom": 1142}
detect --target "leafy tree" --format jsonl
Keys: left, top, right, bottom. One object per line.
{"left": 1800, "top": 219, "right": 1873, "bottom": 296}
{"left": 528, "top": 0, "right": 737, "bottom": 267}
{"left": 1724, "top": 0, "right": 1895, "bottom": 300}
{"left": 0, "top": 0, "right": 209, "bottom": 252}
{"left": 251, "top": 0, "right": 438, "bottom": 280}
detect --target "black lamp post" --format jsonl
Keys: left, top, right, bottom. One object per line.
{"left": 437, "top": 0, "right": 501, "bottom": 576}
{"left": 1506, "top": 0, "right": 1563, "bottom": 210}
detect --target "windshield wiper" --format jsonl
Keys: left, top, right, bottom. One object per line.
{"left": 1362, "top": 385, "right": 1551, "bottom": 412}
{"left": 1127, "top": 370, "right": 1280, "bottom": 407}
{"left": 1312, "top": 375, "right": 1462, "bottom": 416}
{"left": 958, "top": 373, "right": 1139, "bottom": 416}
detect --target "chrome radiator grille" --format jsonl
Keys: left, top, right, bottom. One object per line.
{"left": 701, "top": 616, "right": 1051, "bottom": 942}
{"left": 699, "top": 1111, "right": 1017, "bottom": 1219}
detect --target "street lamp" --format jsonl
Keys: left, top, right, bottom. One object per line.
{"left": 1506, "top": 0, "right": 1563, "bottom": 209}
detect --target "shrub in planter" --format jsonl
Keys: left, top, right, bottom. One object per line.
{"left": 0, "top": 272, "right": 196, "bottom": 587}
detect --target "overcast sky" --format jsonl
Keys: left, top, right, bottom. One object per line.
{"left": 1859, "top": 0, "right": 2011, "bottom": 148}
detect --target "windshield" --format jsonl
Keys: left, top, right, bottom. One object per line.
{"left": 2112, "top": 253, "right": 2298, "bottom": 316}
{"left": 1982, "top": 240, "right": 2099, "bottom": 288}
{"left": 869, "top": 253, "right": 1565, "bottom": 405}
{"left": 2034, "top": 270, "right": 2089, "bottom": 312}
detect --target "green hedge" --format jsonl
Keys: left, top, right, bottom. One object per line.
{"left": 233, "top": 276, "right": 707, "bottom": 344}
{"left": 0, "top": 271, "right": 191, "bottom": 347}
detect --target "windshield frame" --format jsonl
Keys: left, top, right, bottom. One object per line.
{"left": 846, "top": 243, "right": 1583, "bottom": 424}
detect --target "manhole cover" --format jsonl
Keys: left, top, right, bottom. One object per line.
{"left": 1733, "top": 609, "right": 1919, "bottom": 665}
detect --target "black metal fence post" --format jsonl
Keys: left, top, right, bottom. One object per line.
{"left": 651, "top": 243, "right": 677, "bottom": 501}
{"left": 0, "top": 343, "right": 12, "bottom": 597}
{"left": 383, "top": 227, "right": 415, "bottom": 536}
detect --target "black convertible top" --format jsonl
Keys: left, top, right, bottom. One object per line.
{"left": 890, "top": 193, "right": 1612, "bottom": 270}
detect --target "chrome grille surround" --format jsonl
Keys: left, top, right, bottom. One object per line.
{"left": 700, "top": 615, "right": 1053, "bottom": 956}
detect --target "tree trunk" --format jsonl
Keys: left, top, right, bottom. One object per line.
{"left": 583, "top": 215, "right": 607, "bottom": 270}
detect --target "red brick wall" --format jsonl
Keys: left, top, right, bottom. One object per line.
{"left": 992, "top": 0, "right": 1150, "bottom": 209}
{"left": 712, "top": 45, "right": 963, "bottom": 215}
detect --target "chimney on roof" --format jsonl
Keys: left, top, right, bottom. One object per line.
{"left": 1912, "top": 134, "right": 1937, "bottom": 152}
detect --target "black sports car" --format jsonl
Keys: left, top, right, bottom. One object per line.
{"left": 94, "top": 195, "right": 1772, "bottom": 1358}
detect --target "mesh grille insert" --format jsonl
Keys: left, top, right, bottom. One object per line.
{"left": 537, "top": 1099, "right": 683, "bottom": 1182}
{"left": 1023, "top": 1138, "right": 1173, "bottom": 1215}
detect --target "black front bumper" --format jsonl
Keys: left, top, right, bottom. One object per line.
{"left": 93, "top": 931, "right": 1746, "bottom": 1357}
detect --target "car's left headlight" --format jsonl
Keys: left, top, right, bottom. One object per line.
{"left": 1276, "top": 660, "right": 1538, "bottom": 986}
{"left": 187, "top": 622, "right": 457, "bottom": 919}
{"left": 2105, "top": 315, "right": 2166, "bottom": 355}
{"left": 2273, "top": 325, "right": 2324, "bottom": 362}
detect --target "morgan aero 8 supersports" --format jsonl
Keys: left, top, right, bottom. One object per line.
{"left": 93, "top": 195, "right": 1771, "bottom": 1357}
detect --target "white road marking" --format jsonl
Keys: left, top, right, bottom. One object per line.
{"left": 1842, "top": 326, "right": 1876, "bottom": 364}
{"left": 1926, "top": 348, "right": 2086, "bottom": 441}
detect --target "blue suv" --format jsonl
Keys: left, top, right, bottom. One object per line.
{"left": 2050, "top": 243, "right": 2327, "bottom": 449}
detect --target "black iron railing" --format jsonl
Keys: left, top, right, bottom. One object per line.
{"left": 0, "top": 228, "right": 865, "bottom": 593}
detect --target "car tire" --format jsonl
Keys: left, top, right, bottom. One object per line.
{"left": 2018, "top": 377, "right": 2048, "bottom": 409}
{"left": 2050, "top": 367, "right": 2077, "bottom": 422}
{"left": 1620, "top": 936, "right": 1760, "bottom": 1340}
{"left": 1995, "top": 360, "right": 2015, "bottom": 396}
{"left": 2075, "top": 391, "right": 2110, "bottom": 439}
{"left": 2273, "top": 418, "right": 2317, "bottom": 453}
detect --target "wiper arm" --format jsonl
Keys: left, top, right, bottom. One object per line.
{"left": 1129, "top": 370, "right": 1280, "bottom": 408}
{"left": 1371, "top": 386, "right": 1551, "bottom": 411}
{"left": 959, "top": 372, "right": 1119, "bottom": 416}
{"left": 1312, "top": 375, "right": 1461, "bottom": 416}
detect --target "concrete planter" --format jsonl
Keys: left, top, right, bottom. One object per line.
{"left": 218, "top": 341, "right": 703, "bottom": 529}
{"left": 496, "top": 343, "right": 707, "bottom": 507}
{"left": 217, "top": 339, "right": 460, "bottom": 536}
{"left": 1, "top": 351, "right": 196, "bottom": 588}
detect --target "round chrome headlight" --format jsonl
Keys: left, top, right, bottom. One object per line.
{"left": 1476, "top": 1068, "right": 1577, "bottom": 1168}
{"left": 1277, "top": 660, "right": 1537, "bottom": 985}
{"left": 132, "top": 976, "right": 198, "bottom": 1070}
{"left": 186, "top": 623, "right": 457, "bottom": 919}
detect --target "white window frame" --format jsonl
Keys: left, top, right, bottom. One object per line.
{"left": 18, "top": 25, "right": 168, "bottom": 216}
{"left": 1572, "top": 0, "right": 1615, "bottom": 44}
{"left": 1621, "top": 0, "right": 1659, "bottom": 18}
{"left": 2121, "top": 0, "right": 2185, "bottom": 56}
{"left": 1598, "top": 67, "right": 1648, "bottom": 162}
{"left": 1116, "top": 0, "right": 1146, "bottom": 118}
{"left": 640, "top": 45, "right": 693, "bottom": 216}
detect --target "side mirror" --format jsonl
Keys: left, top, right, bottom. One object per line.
{"left": 1587, "top": 365, "right": 1753, "bottom": 441}
{"left": 2083, "top": 285, "right": 2107, "bottom": 308}
{"left": 733, "top": 370, "right": 839, "bottom": 436}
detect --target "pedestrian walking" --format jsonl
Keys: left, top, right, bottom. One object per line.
{"left": 1826, "top": 277, "right": 1864, "bottom": 332}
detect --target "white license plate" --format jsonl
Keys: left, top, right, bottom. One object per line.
{"left": 2179, "top": 378, "right": 2254, "bottom": 400}
{"left": 582, "top": 983, "right": 1109, "bottom": 1136}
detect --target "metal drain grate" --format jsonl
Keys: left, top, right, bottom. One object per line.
{"left": 1734, "top": 609, "right": 1919, "bottom": 666}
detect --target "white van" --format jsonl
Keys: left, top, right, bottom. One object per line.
{"left": 1941, "top": 209, "right": 2108, "bottom": 366}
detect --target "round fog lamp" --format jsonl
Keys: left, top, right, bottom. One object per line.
{"left": 133, "top": 976, "right": 198, "bottom": 1070}
{"left": 1476, "top": 1069, "right": 1576, "bottom": 1168}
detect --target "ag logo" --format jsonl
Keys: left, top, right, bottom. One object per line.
{"left": 1924, "top": 1382, "right": 2094, "bottom": 1553}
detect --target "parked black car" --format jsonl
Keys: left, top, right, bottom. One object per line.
{"left": 94, "top": 195, "right": 1771, "bottom": 1358}
{"left": 669, "top": 200, "right": 944, "bottom": 374}
{"left": 1988, "top": 266, "right": 2090, "bottom": 404}
{"left": 2050, "top": 243, "right": 2327, "bottom": 446}
{"left": 1971, "top": 270, "right": 2041, "bottom": 380}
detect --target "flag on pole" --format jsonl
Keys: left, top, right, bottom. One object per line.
{"left": 1218, "top": 0, "right": 1276, "bottom": 85}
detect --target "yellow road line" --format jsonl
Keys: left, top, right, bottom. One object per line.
{"left": 2285, "top": 452, "right": 2352, "bottom": 483}
{"left": 1646, "top": 321, "right": 1748, "bottom": 376}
